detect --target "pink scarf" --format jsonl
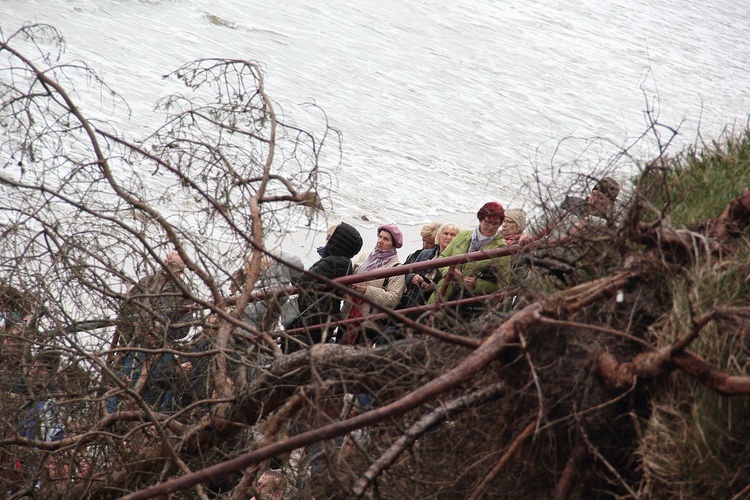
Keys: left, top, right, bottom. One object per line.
{"left": 356, "top": 248, "right": 397, "bottom": 274}
{"left": 504, "top": 233, "right": 523, "bottom": 245}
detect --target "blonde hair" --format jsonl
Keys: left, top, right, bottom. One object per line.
{"left": 420, "top": 221, "right": 442, "bottom": 240}
{"left": 436, "top": 223, "right": 460, "bottom": 248}
{"left": 437, "top": 222, "right": 460, "bottom": 237}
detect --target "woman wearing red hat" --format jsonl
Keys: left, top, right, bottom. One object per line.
{"left": 429, "top": 202, "right": 511, "bottom": 309}
{"left": 342, "top": 224, "right": 405, "bottom": 344}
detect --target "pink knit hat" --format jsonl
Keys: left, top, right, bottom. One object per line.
{"left": 377, "top": 224, "right": 404, "bottom": 248}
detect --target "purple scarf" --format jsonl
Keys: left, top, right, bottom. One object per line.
{"left": 356, "top": 248, "right": 397, "bottom": 274}
{"left": 470, "top": 226, "right": 495, "bottom": 252}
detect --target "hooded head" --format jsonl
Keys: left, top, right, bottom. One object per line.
{"left": 588, "top": 177, "right": 621, "bottom": 216}
{"left": 255, "top": 252, "right": 305, "bottom": 288}
{"left": 377, "top": 223, "right": 404, "bottom": 249}
{"left": 324, "top": 222, "right": 363, "bottom": 258}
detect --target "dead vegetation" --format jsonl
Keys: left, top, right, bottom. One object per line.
{"left": 1, "top": 23, "right": 750, "bottom": 499}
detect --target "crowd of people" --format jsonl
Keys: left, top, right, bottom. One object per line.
{"left": 103, "top": 175, "right": 623, "bottom": 417}
{"left": 0, "top": 175, "right": 621, "bottom": 492}
{"left": 285, "top": 176, "right": 619, "bottom": 342}
{"left": 0, "top": 286, "right": 74, "bottom": 490}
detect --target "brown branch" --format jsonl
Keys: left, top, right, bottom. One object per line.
{"left": 709, "top": 186, "right": 750, "bottom": 240}
{"left": 731, "top": 480, "right": 750, "bottom": 500}
{"left": 467, "top": 415, "right": 540, "bottom": 500}
{"left": 597, "top": 349, "right": 750, "bottom": 397}
{"left": 635, "top": 221, "right": 720, "bottom": 256}
{"left": 595, "top": 299, "right": 748, "bottom": 396}
{"left": 553, "top": 443, "right": 588, "bottom": 500}
{"left": 352, "top": 382, "right": 506, "bottom": 498}
{"left": 672, "top": 351, "right": 750, "bottom": 396}
{"left": 519, "top": 333, "right": 545, "bottom": 428}
{"left": 231, "top": 382, "right": 328, "bottom": 499}
{"left": 122, "top": 268, "right": 637, "bottom": 499}
{"left": 670, "top": 310, "right": 716, "bottom": 354}
{"left": 232, "top": 472, "right": 259, "bottom": 500}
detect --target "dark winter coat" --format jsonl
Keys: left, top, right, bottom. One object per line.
{"left": 404, "top": 246, "right": 430, "bottom": 266}
{"left": 117, "top": 270, "right": 193, "bottom": 345}
{"left": 105, "top": 350, "right": 185, "bottom": 414}
{"left": 288, "top": 222, "right": 363, "bottom": 344}
{"left": 399, "top": 246, "right": 442, "bottom": 310}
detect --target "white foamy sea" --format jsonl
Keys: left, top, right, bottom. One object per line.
{"left": 2, "top": 0, "right": 749, "bottom": 262}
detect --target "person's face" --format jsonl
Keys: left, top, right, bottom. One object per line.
{"left": 204, "top": 314, "right": 220, "bottom": 335}
{"left": 1, "top": 335, "right": 24, "bottom": 361}
{"left": 167, "top": 263, "right": 186, "bottom": 279}
{"left": 1, "top": 312, "right": 28, "bottom": 361}
{"left": 438, "top": 227, "right": 459, "bottom": 251}
{"left": 421, "top": 235, "right": 436, "bottom": 249}
{"left": 229, "top": 272, "right": 243, "bottom": 295}
{"left": 587, "top": 189, "right": 613, "bottom": 214}
{"left": 166, "top": 252, "right": 186, "bottom": 275}
{"left": 501, "top": 219, "right": 520, "bottom": 238}
{"left": 479, "top": 217, "right": 503, "bottom": 237}
{"left": 376, "top": 230, "right": 394, "bottom": 251}
{"left": 30, "top": 358, "right": 54, "bottom": 379}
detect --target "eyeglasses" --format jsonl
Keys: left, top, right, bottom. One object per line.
{"left": 482, "top": 219, "right": 503, "bottom": 228}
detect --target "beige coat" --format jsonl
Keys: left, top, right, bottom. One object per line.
{"left": 343, "top": 254, "right": 405, "bottom": 318}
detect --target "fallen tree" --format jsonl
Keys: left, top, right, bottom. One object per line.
{"left": 2, "top": 23, "right": 750, "bottom": 500}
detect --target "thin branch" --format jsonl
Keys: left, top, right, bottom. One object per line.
{"left": 123, "top": 268, "right": 637, "bottom": 499}
{"left": 467, "top": 415, "right": 540, "bottom": 500}
{"left": 352, "top": 383, "right": 506, "bottom": 498}
{"left": 578, "top": 423, "right": 639, "bottom": 499}
{"left": 519, "top": 333, "right": 545, "bottom": 430}
{"left": 538, "top": 316, "right": 652, "bottom": 349}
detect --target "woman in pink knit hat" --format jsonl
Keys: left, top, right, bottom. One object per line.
{"left": 342, "top": 224, "right": 405, "bottom": 344}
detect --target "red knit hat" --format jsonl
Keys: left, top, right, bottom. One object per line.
{"left": 477, "top": 202, "right": 505, "bottom": 222}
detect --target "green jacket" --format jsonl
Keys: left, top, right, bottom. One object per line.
{"left": 429, "top": 229, "right": 510, "bottom": 303}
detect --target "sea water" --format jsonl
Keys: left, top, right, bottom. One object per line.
{"left": 2, "top": 0, "right": 749, "bottom": 253}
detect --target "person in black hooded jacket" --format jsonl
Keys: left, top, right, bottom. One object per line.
{"left": 285, "top": 222, "right": 363, "bottom": 351}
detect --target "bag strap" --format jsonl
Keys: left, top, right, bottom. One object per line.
{"left": 381, "top": 262, "right": 400, "bottom": 290}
